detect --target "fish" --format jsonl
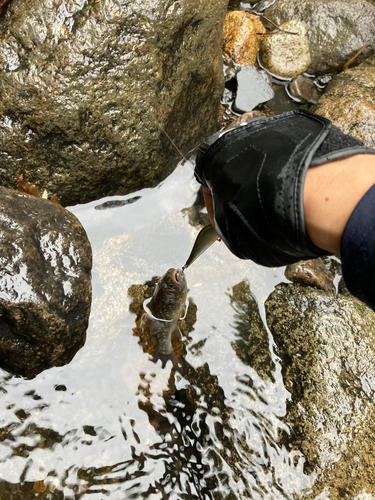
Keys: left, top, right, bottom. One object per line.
{"left": 182, "top": 224, "right": 219, "bottom": 270}
{"left": 139, "top": 268, "right": 187, "bottom": 370}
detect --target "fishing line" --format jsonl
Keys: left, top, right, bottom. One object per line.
{"left": 146, "top": 104, "right": 198, "bottom": 172}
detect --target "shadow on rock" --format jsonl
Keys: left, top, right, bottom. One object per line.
{"left": 228, "top": 280, "right": 276, "bottom": 382}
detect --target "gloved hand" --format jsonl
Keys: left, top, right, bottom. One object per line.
{"left": 195, "top": 110, "right": 373, "bottom": 267}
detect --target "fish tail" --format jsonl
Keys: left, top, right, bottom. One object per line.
{"left": 153, "top": 349, "right": 181, "bottom": 372}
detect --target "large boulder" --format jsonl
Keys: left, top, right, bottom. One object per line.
{"left": 0, "top": 0, "right": 227, "bottom": 206}
{"left": 266, "top": 283, "right": 375, "bottom": 497}
{"left": 0, "top": 187, "right": 92, "bottom": 377}
{"left": 264, "top": 0, "right": 375, "bottom": 75}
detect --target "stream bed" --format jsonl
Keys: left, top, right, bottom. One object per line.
{"left": 0, "top": 163, "right": 317, "bottom": 499}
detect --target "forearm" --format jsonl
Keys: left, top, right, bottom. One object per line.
{"left": 303, "top": 154, "right": 375, "bottom": 255}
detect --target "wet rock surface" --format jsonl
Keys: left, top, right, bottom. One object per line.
{"left": 264, "top": 0, "right": 375, "bottom": 75}
{"left": 285, "top": 258, "right": 336, "bottom": 294}
{"left": 0, "top": 0, "right": 227, "bottom": 206}
{"left": 313, "top": 66, "right": 375, "bottom": 148}
{"left": 233, "top": 65, "right": 274, "bottom": 112}
{"left": 223, "top": 11, "right": 265, "bottom": 66}
{"left": 266, "top": 284, "right": 375, "bottom": 497}
{"left": 289, "top": 75, "right": 321, "bottom": 104}
{"left": 259, "top": 20, "right": 311, "bottom": 78}
{"left": 0, "top": 187, "right": 92, "bottom": 378}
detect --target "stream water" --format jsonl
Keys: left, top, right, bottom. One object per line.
{"left": 0, "top": 163, "right": 317, "bottom": 498}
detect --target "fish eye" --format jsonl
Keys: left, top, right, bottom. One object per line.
{"left": 168, "top": 284, "right": 175, "bottom": 289}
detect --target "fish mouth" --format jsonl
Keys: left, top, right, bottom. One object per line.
{"left": 173, "top": 269, "right": 184, "bottom": 283}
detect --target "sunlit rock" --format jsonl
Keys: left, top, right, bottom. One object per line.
{"left": 0, "top": 0, "right": 227, "bottom": 205}
{"left": 264, "top": 0, "right": 375, "bottom": 75}
{"left": 266, "top": 283, "right": 375, "bottom": 497}
{"left": 313, "top": 67, "right": 375, "bottom": 148}
{"left": 258, "top": 20, "right": 311, "bottom": 79}
{"left": 223, "top": 11, "right": 266, "bottom": 66}
{"left": 0, "top": 187, "right": 92, "bottom": 377}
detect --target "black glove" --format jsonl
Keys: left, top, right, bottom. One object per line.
{"left": 195, "top": 110, "right": 374, "bottom": 267}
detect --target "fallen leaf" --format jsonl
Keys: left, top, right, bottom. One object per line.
{"left": 17, "top": 174, "right": 40, "bottom": 198}
{"left": 50, "top": 195, "right": 60, "bottom": 205}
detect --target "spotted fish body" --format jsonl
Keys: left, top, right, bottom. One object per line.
{"left": 141, "top": 268, "right": 187, "bottom": 369}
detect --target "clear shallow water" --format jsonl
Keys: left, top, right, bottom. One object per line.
{"left": 0, "top": 163, "right": 316, "bottom": 498}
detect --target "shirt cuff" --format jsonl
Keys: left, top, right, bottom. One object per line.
{"left": 341, "top": 183, "right": 375, "bottom": 311}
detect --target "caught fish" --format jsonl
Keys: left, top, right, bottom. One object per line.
{"left": 139, "top": 268, "right": 187, "bottom": 369}
{"left": 183, "top": 224, "right": 219, "bottom": 270}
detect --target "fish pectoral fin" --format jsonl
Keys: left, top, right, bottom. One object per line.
{"left": 172, "top": 326, "right": 181, "bottom": 340}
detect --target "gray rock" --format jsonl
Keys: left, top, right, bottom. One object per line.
{"left": 313, "top": 66, "right": 375, "bottom": 148}
{"left": 264, "top": 0, "right": 375, "bottom": 75}
{"left": 266, "top": 284, "right": 375, "bottom": 497}
{"left": 0, "top": 0, "right": 227, "bottom": 206}
{"left": 233, "top": 65, "right": 274, "bottom": 113}
{"left": 0, "top": 187, "right": 92, "bottom": 377}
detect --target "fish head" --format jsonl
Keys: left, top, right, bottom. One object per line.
{"left": 150, "top": 268, "right": 187, "bottom": 321}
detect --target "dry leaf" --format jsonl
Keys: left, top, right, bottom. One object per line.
{"left": 17, "top": 174, "right": 40, "bottom": 198}
{"left": 50, "top": 195, "right": 60, "bottom": 205}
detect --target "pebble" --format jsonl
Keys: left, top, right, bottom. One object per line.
{"left": 258, "top": 20, "right": 311, "bottom": 79}
{"left": 223, "top": 11, "right": 266, "bottom": 66}
{"left": 285, "top": 258, "right": 336, "bottom": 294}
{"left": 288, "top": 75, "right": 321, "bottom": 104}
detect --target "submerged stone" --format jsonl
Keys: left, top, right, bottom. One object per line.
{"left": 0, "top": 187, "right": 92, "bottom": 377}
{"left": 266, "top": 283, "right": 375, "bottom": 497}
{"left": 233, "top": 65, "right": 274, "bottom": 113}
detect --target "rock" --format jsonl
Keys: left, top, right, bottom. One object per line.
{"left": 264, "top": 0, "right": 375, "bottom": 75}
{"left": 288, "top": 75, "right": 321, "bottom": 104}
{"left": 227, "top": 109, "right": 272, "bottom": 128}
{"left": 0, "top": 0, "right": 227, "bottom": 206}
{"left": 313, "top": 67, "right": 375, "bottom": 148}
{"left": 285, "top": 258, "right": 336, "bottom": 294}
{"left": 360, "top": 53, "right": 375, "bottom": 68}
{"left": 0, "top": 187, "right": 92, "bottom": 378}
{"left": 258, "top": 20, "right": 311, "bottom": 79}
{"left": 223, "top": 11, "right": 266, "bottom": 66}
{"left": 266, "top": 283, "right": 375, "bottom": 497}
{"left": 233, "top": 65, "right": 274, "bottom": 113}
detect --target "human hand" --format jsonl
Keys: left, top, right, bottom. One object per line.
{"left": 194, "top": 110, "right": 374, "bottom": 267}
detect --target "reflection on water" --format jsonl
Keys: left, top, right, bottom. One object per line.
{"left": 0, "top": 164, "right": 315, "bottom": 498}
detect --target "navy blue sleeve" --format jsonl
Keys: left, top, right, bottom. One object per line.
{"left": 341, "top": 183, "right": 375, "bottom": 311}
